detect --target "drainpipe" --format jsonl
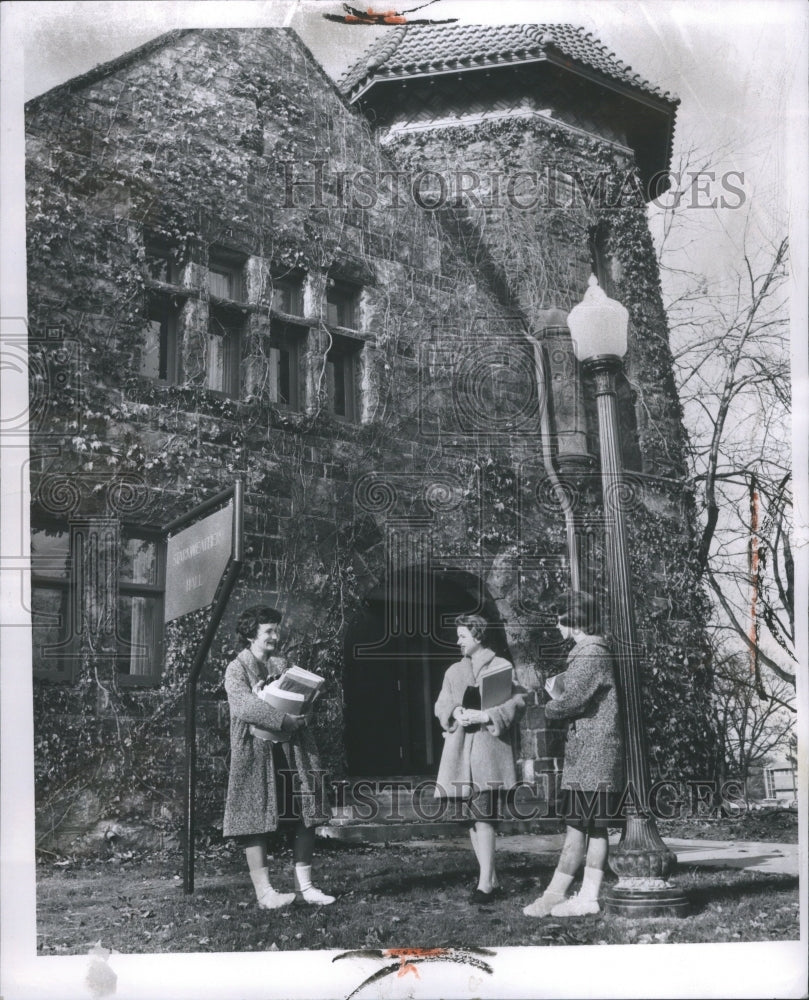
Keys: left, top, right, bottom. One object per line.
{"left": 524, "top": 327, "right": 580, "bottom": 591}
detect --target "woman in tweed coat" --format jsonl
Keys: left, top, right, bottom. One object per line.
{"left": 523, "top": 592, "right": 625, "bottom": 918}
{"left": 434, "top": 613, "right": 527, "bottom": 904}
{"left": 223, "top": 606, "right": 332, "bottom": 909}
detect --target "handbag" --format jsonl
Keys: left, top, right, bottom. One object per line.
{"left": 462, "top": 684, "right": 481, "bottom": 710}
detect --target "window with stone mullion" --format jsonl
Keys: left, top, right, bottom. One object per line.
{"left": 326, "top": 279, "right": 359, "bottom": 330}
{"left": 116, "top": 531, "right": 165, "bottom": 685}
{"left": 207, "top": 307, "right": 243, "bottom": 397}
{"left": 30, "top": 524, "right": 75, "bottom": 681}
{"left": 141, "top": 294, "right": 180, "bottom": 383}
{"left": 141, "top": 239, "right": 187, "bottom": 384}
{"left": 267, "top": 320, "right": 304, "bottom": 409}
{"left": 326, "top": 333, "right": 362, "bottom": 422}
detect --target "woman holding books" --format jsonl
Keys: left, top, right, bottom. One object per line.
{"left": 223, "top": 605, "right": 334, "bottom": 909}
{"left": 523, "top": 592, "right": 624, "bottom": 918}
{"left": 434, "top": 613, "right": 527, "bottom": 904}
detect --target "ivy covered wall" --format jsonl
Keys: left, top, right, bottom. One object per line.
{"left": 26, "top": 27, "right": 717, "bottom": 853}
{"left": 387, "top": 110, "right": 718, "bottom": 786}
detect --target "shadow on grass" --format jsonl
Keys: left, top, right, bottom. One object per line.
{"left": 351, "top": 867, "right": 471, "bottom": 894}
{"left": 349, "top": 859, "right": 560, "bottom": 898}
{"left": 682, "top": 871, "right": 798, "bottom": 915}
{"left": 676, "top": 853, "right": 791, "bottom": 870}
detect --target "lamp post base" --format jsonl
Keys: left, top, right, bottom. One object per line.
{"left": 604, "top": 814, "right": 690, "bottom": 917}
{"left": 604, "top": 881, "right": 690, "bottom": 918}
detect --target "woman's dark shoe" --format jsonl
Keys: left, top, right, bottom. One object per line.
{"left": 470, "top": 887, "right": 501, "bottom": 905}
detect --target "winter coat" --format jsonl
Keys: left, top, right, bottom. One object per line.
{"left": 434, "top": 648, "right": 527, "bottom": 799}
{"left": 222, "top": 649, "right": 329, "bottom": 836}
{"left": 544, "top": 634, "right": 624, "bottom": 793}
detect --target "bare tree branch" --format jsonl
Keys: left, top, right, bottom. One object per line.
{"left": 706, "top": 571, "right": 797, "bottom": 684}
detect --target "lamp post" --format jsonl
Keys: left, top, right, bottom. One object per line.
{"left": 567, "top": 276, "right": 689, "bottom": 917}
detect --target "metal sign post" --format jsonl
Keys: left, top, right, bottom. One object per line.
{"left": 163, "top": 479, "right": 244, "bottom": 893}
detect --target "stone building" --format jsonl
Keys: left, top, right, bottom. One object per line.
{"left": 25, "top": 24, "right": 717, "bottom": 849}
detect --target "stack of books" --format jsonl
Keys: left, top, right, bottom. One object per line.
{"left": 250, "top": 665, "right": 325, "bottom": 742}
{"left": 260, "top": 665, "right": 325, "bottom": 716}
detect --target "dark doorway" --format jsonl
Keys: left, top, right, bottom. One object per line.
{"left": 343, "top": 568, "right": 508, "bottom": 777}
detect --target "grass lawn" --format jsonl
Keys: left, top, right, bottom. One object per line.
{"left": 36, "top": 810, "right": 800, "bottom": 955}
{"left": 658, "top": 807, "right": 800, "bottom": 844}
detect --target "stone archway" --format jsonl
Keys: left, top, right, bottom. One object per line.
{"left": 343, "top": 566, "right": 509, "bottom": 777}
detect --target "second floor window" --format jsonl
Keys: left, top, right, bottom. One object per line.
{"left": 326, "top": 334, "right": 362, "bottom": 422}
{"left": 140, "top": 295, "right": 180, "bottom": 382}
{"left": 141, "top": 240, "right": 187, "bottom": 384}
{"left": 144, "top": 245, "right": 183, "bottom": 285}
{"left": 207, "top": 310, "right": 242, "bottom": 397}
{"left": 272, "top": 276, "right": 304, "bottom": 316}
{"left": 209, "top": 262, "right": 245, "bottom": 302}
{"left": 326, "top": 279, "right": 359, "bottom": 330}
{"left": 268, "top": 321, "right": 304, "bottom": 408}
{"left": 206, "top": 249, "right": 247, "bottom": 396}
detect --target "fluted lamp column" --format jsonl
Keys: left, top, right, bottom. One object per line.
{"left": 567, "top": 276, "right": 688, "bottom": 917}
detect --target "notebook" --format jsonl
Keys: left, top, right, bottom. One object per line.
{"left": 480, "top": 663, "right": 513, "bottom": 710}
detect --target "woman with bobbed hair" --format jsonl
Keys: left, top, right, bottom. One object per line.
{"left": 434, "top": 612, "right": 527, "bottom": 903}
{"left": 223, "top": 605, "right": 333, "bottom": 909}
{"left": 523, "top": 592, "right": 625, "bottom": 918}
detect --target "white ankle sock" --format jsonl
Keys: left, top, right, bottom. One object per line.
{"left": 294, "top": 863, "right": 335, "bottom": 905}
{"left": 249, "top": 866, "right": 272, "bottom": 900}
{"left": 249, "top": 865, "right": 295, "bottom": 909}
{"left": 580, "top": 866, "right": 604, "bottom": 902}
{"left": 546, "top": 870, "right": 575, "bottom": 898}
{"left": 294, "top": 863, "right": 313, "bottom": 892}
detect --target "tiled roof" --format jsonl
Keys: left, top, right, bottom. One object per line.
{"left": 339, "top": 23, "right": 677, "bottom": 104}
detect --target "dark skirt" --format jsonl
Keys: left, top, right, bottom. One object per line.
{"left": 449, "top": 788, "right": 505, "bottom": 824}
{"left": 559, "top": 788, "right": 625, "bottom": 831}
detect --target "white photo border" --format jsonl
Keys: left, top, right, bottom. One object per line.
{"left": 2, "top": 2, "right": 807, "bottom": 999}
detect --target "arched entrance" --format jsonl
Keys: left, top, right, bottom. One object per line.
{"left": 343, "top": 567, "right": 509, "bottom": 777}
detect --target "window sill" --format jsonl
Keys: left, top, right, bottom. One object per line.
{"left": 208, "top": 294, "right": 253, "bottom": 312}
{"left": 124, "top": 379, "right": 361, "bottom": 433}
{"left": 269, "top": 306, "right": 311, "bottom": 324}
{"left": 265, "top": 400, "right": 302, "bottom": 416}
{"left": 325, "top": 324, "right": 366, "bottom": 341}
{"left": 140, "top": 374, "right": 179, "bottom": 388}
{"left": 145, "top": 279, "right": 194, "bottom": 298}
{"left": 203, "top": 386, "right": 240, "bottom": 400}
{"left": 328, "top": 411, "right": 357, "bottom": 424}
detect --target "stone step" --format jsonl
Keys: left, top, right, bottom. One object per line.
{"left": 317, "top": 816, "right": 563, "bottom": 844}
{"left": 330, "top": 776, "right": 554, "bottom": 825}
